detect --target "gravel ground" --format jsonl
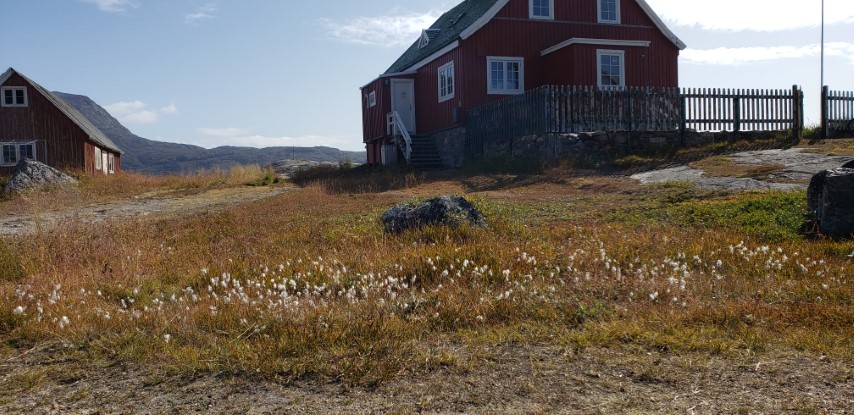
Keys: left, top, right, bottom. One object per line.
{"left": 631, "top": 148, "right": 853, "bottom": 190}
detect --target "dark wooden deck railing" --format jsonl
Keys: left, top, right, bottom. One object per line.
{"left": 466, "top": 85, "right": 804, "bottom": 158}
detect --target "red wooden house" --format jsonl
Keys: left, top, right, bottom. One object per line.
{"left": 360, "top": 0, "right": 685, "bottom": 167}
{"left": 0, "top": 68, "right": 123, "bottom": 176}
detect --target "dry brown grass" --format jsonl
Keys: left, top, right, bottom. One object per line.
{"left": 689, "top": 156, "right": 786, "bottom": 178}
{"left": 798, "top": 138, "right": 854, "bottom": 157}
{"left": 0, "top": 165, "right": 267, "bottom": 216}
{"left": 0, "top": 169, "right": 851, "bottom": 387}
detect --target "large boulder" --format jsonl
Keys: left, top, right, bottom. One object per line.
{"left": 807, "top": 168, "right": 854, "bottom": 238}
{"left": 4, "top": 159, "right": 77, "bottom": 194}
{"left": 382, "top": 196, "right": 486, "bottom": 233}
{"left": 842, "top": 159, "right": 854, "bottom": 169}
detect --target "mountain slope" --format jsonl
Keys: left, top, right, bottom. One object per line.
{"left": 53, "top": 92, "right": 365, "bottom": 174}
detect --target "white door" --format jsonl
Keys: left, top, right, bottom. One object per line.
{"left": 391, "top": 79, "right": 416, "bottom": 133}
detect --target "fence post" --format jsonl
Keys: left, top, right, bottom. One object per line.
{"left": 679, "top": 91, "right": 686, "bottom": 147}
{"left": 821, "top": 85, "right": 829, "bottom": 139}
{"left": 792, "top": 84, "right": 803, "bottom": 140}
{"left": 626, "top": 89, "right": 633, "bottom": 152}
{"left": 732, "top": 89, "right": 741, "bottom": 133}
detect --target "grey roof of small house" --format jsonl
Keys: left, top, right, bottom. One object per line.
{"left": 0, "top": 68, "right": 123, "bottom": 154}
{"left": 385, "top": 0, "right": 500, "bottom": 74}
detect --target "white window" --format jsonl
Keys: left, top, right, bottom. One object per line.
{"left": 1, "top": 142, "right": 36, "bottom": 166}
{"left": 18, "top": 143, "right": 35, "bottom": 161}
{"left": 1, "top": 144, "right": 18, "bottom": 165}
{"left": 1, "top": 87, "right": 28, "bottom": 107}
{"left": 368, "top": 91, "right": 377, "bottom": 108}
{"left": 419, "top": 32, "right": 430, "bottom": 49}
{"left": 597, "top": 50, "right": 625, "bottom": 89}
{"left": 438, "top": 61, "right": 455, "bottom": 102}
{"left": 598, "top": 0, "right": 620, "bottom": 23}
{"left": 108, "top": 153, "right": 115, "bottom": 173}
{"left": 529, "top": 0, "right": 554, "bottom": 20}
{"left": 95, "top": 147, "right": 102, "bottom": 171}
{"left": 487, "top": 57, "right": 524, "bottom": 95}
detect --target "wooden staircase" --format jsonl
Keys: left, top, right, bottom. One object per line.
{"left": 407, "top": 135, "right": 444, "bottom": 170}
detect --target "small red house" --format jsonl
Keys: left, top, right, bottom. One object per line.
{"left": 360, "top": 0, "right": 685, "bottom": 167}
{"left": 0, "top": 68, "right": 123, "bottom": 176}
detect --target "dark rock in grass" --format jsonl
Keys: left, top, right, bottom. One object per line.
{"left": 382, "top": 196, "right": 486, "bottom": 233}
{"left": 4, "top": 159, "right": 77, "bottom": 194}
{"left": 807, "top": 168, "right": 854, "bottom": 238}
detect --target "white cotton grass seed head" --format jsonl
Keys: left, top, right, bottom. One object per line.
{"left": 13, "top": 306, "right": 25, "bottom": 315}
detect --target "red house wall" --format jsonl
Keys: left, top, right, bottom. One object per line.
{"left": 0, "top": 73, "right": 121, "bottom": 176}
{"left": 363, "top": 0, "right": 681, "bottom": 146}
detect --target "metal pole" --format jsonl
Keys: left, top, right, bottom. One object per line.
{"left": 821, "top": 0, "right": 825, "bottom": 92}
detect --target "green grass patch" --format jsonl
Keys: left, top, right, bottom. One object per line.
{"left": 614, "top": 190, "right": 807, "bottom": 241}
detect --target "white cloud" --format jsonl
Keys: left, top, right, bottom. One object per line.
{"left": 80, "top": 0, "right": 138, "bottom": 12}
{"left": 105, "top": 101, "right": 178, "bottom": 124}
{"left": 646, "top": 0, "right": 854, "bottom": 31}
{"left": 185, "top": 3, "right": 217, "bottom": 25}
{"left": 320, "top": 9, "right": 443, "bottom": 47}
{"left": 682, "top": 42, "right": 854, "bottom": 66}
{"left": 194, "top": 128, "right": 361, "bottom": 151}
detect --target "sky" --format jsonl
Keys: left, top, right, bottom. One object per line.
{"left": 1, "top": 0, "right": 852, "bottom": 152}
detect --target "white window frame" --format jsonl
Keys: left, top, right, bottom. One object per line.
{"left": 0, "top": 141, "right": 36, "bottom": 166}
{"left": 1, "top": 143, "right": 18, "bottom": 166}
{"left": 598, "top": 0, "right": 621, "bottom": 24}
{"left": 368, "top": 91, "right": 377, "bottom": 108}
{"left": 597, "top": 49, "right": 626, "bottom": 89}
{"left": 95, "top": 147, "right": 103, "bottom": 171}
{"left": 1, "top": 87, "right": 28, "bottom": 108}
{"left": 529, "top": 0, "right": 554, "bottom": 20}
{"left": 438, "top": 61, "right": 455, "bottom": 103}
{"left": 487, "top": 57, "right": 524, "bottom": 95}
{"left": 108, "top": 153, "right": 116, "bottom": 174}
{"left": 418, "top": 30, "right": 430, "bottom": 49}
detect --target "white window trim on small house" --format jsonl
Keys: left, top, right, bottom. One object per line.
{"left": 1, "top": 86, "right": 28, "bottom": 108}
{"left": 487, "top": 57, "right": 524, "bottom": 95}
{"left": 529, "top": 0, "right": 554, "bottom": 20}
{"left": 0, "top": 141, "right": 37, "bottom": 166}
{"left": 597, "top": 49, "right": 626, "bottom": 89}
{"left": 368, "top": 91, "right": 377, "bottom": 108}
{"left": 598, "top": 0, "right": 621, "bottom": 24}
{"left": 108, "top": 153, "right": 115, "bottom": 174}
{"left": 438, "top": 61, "right": 455, "bottom": 103}
{"left": 95, "top": 147, "right": 103, "bottom": 171}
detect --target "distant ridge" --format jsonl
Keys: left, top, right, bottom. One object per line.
{"left": 53, "top": 92, "right": 365, "bottom": 175}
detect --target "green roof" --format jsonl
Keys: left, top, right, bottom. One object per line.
{"left": 385, "top": 0, "right": 500, "bottom": 74}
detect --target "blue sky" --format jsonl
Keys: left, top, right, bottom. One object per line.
{"left": 2, "top": 0, "right": 852, "bottom": 151}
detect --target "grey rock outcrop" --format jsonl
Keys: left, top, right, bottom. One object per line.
{"left": 807, "top": 167, "right": 854, "bottom": 238}
{"left": 4, "top": 159, "right": 77, "bottom": 194}
{"left": 382, "top": 196, "right": 486, "bottom": 233}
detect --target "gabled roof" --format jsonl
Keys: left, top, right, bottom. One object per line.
{"left": 384, "top": 0, "right": 685, "bottom": 74}
{"left": 385, "top": 0, "right": 500, "bottom": 74}
{"left": 0, "top": 68, "right": 124, "bottom": 154}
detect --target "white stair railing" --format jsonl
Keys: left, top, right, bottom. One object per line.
{"left": 386, "top": 111, "right": 412, "bottom": 163}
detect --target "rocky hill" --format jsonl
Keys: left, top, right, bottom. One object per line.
{"left": 54, "top": 92, "right": 365, "bottom": 174}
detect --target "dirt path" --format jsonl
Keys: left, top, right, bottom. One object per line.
{"left": 0, "top": 185, "right": 292, "bottom": 236}
{"left": 1, "top": 344, "right": 850, "bottom": 414}
{"left": 631, "top": 148, "right": 853, "bottom": 190}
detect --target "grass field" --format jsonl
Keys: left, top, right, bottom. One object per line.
{"left": 0, "top": 154, "right": 852, "bottom": 412}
